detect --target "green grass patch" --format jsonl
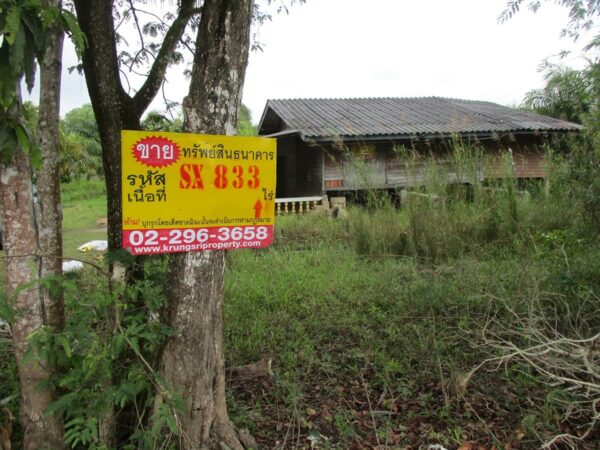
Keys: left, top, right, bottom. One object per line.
{"left": 62, "top": 181, "right": 107, "bottom": 257}
{"left": 61, "top": 179, "right": 106, "bottom": 203}
{"left": 3, "top": 149, "right": 600, "bottom": 449}
{"left": 223, "top": 214, "right": 600, "bottom": 448}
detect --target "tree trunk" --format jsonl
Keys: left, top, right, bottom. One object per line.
{"left": 37, "top": 0, "right": 65, "bottom": 333}
{"left": 72, "top": 2, "right": 199, "bottom": 446}
{"left": 0, "top": 144, "right": 65, "bottom": 450}
{"left": 73, "top": 0, "right": 196, "bottom": 251}
{"left": 157, "top": 1, "right": 255, "bottom": 448}
{"left": 72, "top": 0, "right": 136, "bottom": 252}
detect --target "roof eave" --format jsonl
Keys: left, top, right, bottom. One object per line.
{"left": 300, "top": 128, "right": 581, "bottom": 144}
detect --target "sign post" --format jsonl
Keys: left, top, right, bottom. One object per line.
{"left": 121, "top": 130, "right": 276, "bottom": 255}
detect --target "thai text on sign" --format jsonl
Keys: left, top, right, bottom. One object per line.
{"left": 121, "top": 130, "right": 277, "bottom": 255}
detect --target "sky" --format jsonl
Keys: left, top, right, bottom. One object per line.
{"left": 38, "top": 0, "right": 589, "bottom": 124}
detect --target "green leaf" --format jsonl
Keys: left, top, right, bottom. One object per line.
{"left": 105, "top": 249, "right": 136, "bottom": 267}
{"left": 111, "top": 334, "right": 125, "bottom": 359}
{"left": 59, "top": 336, "right": 72, "bottom": 358}
{"left": 0, "top": 127, "right": 17, "bottom": 165}
{"left": 46, "top": 392, "right": 76, "bottom": 416}
{"left": 23, "top": 38, "right": 36, "bottom": 94}
{"left": 0, "top": 42, "right": 16, "bottom": 108}
{"left": 4, "top": 6, "right": 21, "bottom": 46}
{"left": 0, "top": 12, "right": 6, "bottom": 34}
{"left": 14, "top": 124, "right": 30, "bottom": 154}
{"left": 65, "top": 417, "right": 85, "bottom": 428}
{"left": 120, "top": 381, "right": 138, "bottom": 397}
{"left": 61, "top": 10, "right": 86, "bottom": 55}
{"left": 129, "top": 336, "right": 140, "bottom": 354}
{"left": 40, "top": 4, "right": 59, "bottom": 27}
{"left": 0, "top": 289, "right": 16, "bottom": 322}
{"left": 20, "top": 9, "right": 44, "bottom": 55}
{"left": 9, "top": 22, "right": 26, "bottom": 72}
{"left": 29, "top": 135, "right": 41, "bottom": 169}
{"left": 165, "top": 411, "right": 178, "bottom": 433}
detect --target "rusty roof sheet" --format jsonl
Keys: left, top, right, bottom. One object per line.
{"left": 258, "top": 97, "right": 581, "bottom": 141}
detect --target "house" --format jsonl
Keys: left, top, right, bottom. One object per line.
{"left": 257, "top": 97, "right": 581, "bottom": 199}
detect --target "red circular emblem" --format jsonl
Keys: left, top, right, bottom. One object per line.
{"left": 132, "top": 136, "right": 180, "bottom": 168}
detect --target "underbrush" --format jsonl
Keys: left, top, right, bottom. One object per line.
{"left": 222, "top": 147, "right": 599, "bottom": 448}
{"left": 224, "top": 212, "right": 599, "bottom": 448}
{"left": 2, "top": 149, "right": 599, "bottom": 449}
{"left": 346, "top": 182, "right": 579, "bottom": 261}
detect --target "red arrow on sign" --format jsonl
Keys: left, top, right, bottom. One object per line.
{"left": 253, "top": 200, "right": 263, "bottom": 218}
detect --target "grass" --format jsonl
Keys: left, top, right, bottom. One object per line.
{"left": 219, "top": 164, "right": 600, "bottom": 448}
{"left": 2, "top": 153, "right": 600, "bottom": 449}
{"left": 224, "top": 199, "right": 600, "bottom": 448}
{"left": 61, "top": 179, "right": 107, "bottom": 256}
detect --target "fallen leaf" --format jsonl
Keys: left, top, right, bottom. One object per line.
{"left": 320, "top": 410, "right": 333, "bottom": 422}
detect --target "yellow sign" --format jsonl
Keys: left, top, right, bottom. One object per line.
{"left": 121, "top": 130, "right": 276, "bottom": 254}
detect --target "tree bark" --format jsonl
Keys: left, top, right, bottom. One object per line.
{"left": 72, "top": 2, "right": 199, "bottom": 446}
{"left": 157, "top": 1, "right": 255, "bottom": 448}
{"left": 73, "top": 0, "right": 137, "bottom": 252}
{"left": 73, "top": 0, "right": 197, "bottom": 251}
{"left": 0, "top": 143, "right": 65, "bottom": 450}
{"left": 37, "top": 0, "right": 65, "bottom": 333}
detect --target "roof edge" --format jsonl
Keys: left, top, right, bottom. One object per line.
{"left": 300, "top": 129, "right": 580, "bottom": 144}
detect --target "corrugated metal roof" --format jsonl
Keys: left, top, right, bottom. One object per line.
{"left": 258, "top": 97, "right": 581, "bottom": 141}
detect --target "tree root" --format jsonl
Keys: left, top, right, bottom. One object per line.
{"left": 211, "top": 418, "right": 258, "bottom": 450}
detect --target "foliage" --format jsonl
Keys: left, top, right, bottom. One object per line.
{"left": 0, "top": 0, "right": 84, "bottom": 164}
{"left": 0, "top": 0, "right": 43, "bottom": 164}
{"left": 237, "top": 104, "right": 257, "bottom": 136}
{"left": 24, "top": 257, "right": 183, "bottom": 450}
{"left": 60, "top": 104, "right": 103, "bottom": 181}
{"left": 522, "top": 62, "right": 598, "bottom": 123}
{"left": 521, "top": 62, "right": 600, "bottom": 234}
{"left": 339, "top": 144, "right": 568, "bottom": 260}
{"left": 223, "top": 160, "right": 600, "bottom": 448}
{"left": 3, "top": 144, "right": 600, "bottom": 448}
{"left": 139, "top": 104, "right": 256, "bottom": 135}
{"left": 556, "top": 136, "right": 600, "bottom": 233}
{"left": 141, "top": 110, "right": 182, "bottom": 132}
{"left": 61, "top": 178, "right": 106, "bottom": 203}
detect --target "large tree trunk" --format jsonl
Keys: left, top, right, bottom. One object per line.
{"left": 157, "top": 1, "right": 255, "bottom": 448}
{"left": 0, "top": 144, "right": 65, "bottom": 450}
{"left": 72, "top": 1, "right": 199, "bottom": 446}
{"left": 37, "top": 0, "right": 65, "bottom": 333}
{"left": 72, "top": 0, "right": 137, "bottom": 252}
{"left": 73, "top": 0, "right": 196, "bottom": 251}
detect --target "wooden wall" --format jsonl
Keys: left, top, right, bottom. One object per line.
{"left": 482, "top": 144, "right": 547, "bottom": 179}
{"left": 321, "top": 138, "right": 547, "bottom": 194}
{"left": 276, "top": 135, "right": 549, "bottom": 198}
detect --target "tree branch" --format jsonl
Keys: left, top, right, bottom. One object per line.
{"left": 132, "top": 0, "right": 197, "bottom": 116}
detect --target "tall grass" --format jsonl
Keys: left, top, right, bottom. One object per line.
{"left": 221, "top": 142, "right": 599, "bottom": 448}
{"left": 344, "top": 144, "right": 580, "bottom": 260}
{"left": 3, "top": 144, "right": 598, "bottom": 448}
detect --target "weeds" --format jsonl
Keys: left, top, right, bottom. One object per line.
{"left": 222, "top": 144, "right": 599, "bottom": 448}
{"left": 1, "top": 143, "right": 599, "bottom": 448}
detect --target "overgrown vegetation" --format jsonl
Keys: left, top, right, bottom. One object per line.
{"left": 2, "top": 1, "right": 599, "bottom": 447}
{"left": 223, "top": 145, "right": 599, "bottom": 449}
{"left": 2, "top": 142, "right": 598, "bottom": 448}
